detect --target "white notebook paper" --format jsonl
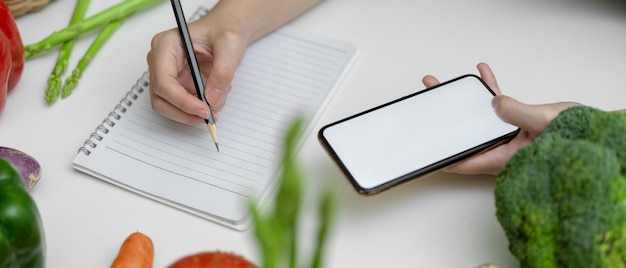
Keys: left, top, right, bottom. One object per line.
{"left": 72, "top": 6, "right": 356, "bottom": 230}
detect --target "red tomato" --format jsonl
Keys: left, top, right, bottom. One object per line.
{"left": 168, "top": 251, "right": 257, "bottom": 268}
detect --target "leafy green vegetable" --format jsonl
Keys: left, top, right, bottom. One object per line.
{"left": 495, "top": 106, "right": 626, "bottom": 267}
{"left": 249, "top": 118, "right": 337, "bottom": 268}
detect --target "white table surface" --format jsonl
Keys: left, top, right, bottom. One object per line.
{"left": 3, "top": 0, "right": 626, "bottom": 267}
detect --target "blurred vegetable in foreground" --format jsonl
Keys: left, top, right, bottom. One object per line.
{"left": 248, "top": 118, "right": 338, "bottom": 268}
{"left": 495, "top": 106, "right": 626, "bottom": 268}
{"left": 0, "top": 1, "right": 25, "bottom": 113}
{"left": 0, "top": 158, "right": 45, "bottom": 267}
{"left": 167, "top": 118, "right": 338, "bottom": 268}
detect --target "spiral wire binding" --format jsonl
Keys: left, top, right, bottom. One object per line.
{"left": 77, "top": 6, "right": 210, "bottom": 156}
{"left": 77, "top": 72, "right": 150, "bottom": 156}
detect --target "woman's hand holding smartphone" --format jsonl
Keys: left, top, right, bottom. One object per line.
{"left": 318, "top": 70, "right": 520, "bottom": 195}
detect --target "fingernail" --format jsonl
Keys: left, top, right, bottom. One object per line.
{"left": 195, "top": 109, "right": 210, "bottom": 119}
{"left": 491, "top": 96, "right": 500, "bottom": 111}
{"left": 206, "top": 88, "right": 226, "bottom": 107}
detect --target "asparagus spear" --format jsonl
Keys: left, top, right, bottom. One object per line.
{"left": 24, "top": 0, "right": 163, "bottom": 59}
{"left": 62, "top": 19, "right": 123, "bottom": 98}
{"left": 45, "top": 0, "right": 91, "bottom": 105}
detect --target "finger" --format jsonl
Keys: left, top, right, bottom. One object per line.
{"left": 442, "top": 152, "right": 502, "bottom": 176}
{"left": 442, "top": 142, "right": 515, "bottom": 176}
{"left": 149, "top": 31, "right": 210, "bottom": 120}
{"left": 492, "top": 95, "right": 580, "bottom": 136}
{"left": 421, "top": 75, "right": 440, "bottom": 88}
{"left": 203, "top": 33, "right": 246, "bottom": 110}
{"left": 442, "top": 132, "right": 531, "bottom": 175}
{"left": 492, "top": 95, "right": 546, "bottom": 135}
{"left": 150, "top": 94, "right": 209, "bottom": 125}
{"left": 476, "top": 62, "right": 502, "bottom": 95}
{"left": 442, "top": 141, "right": 508, "bottom": 176}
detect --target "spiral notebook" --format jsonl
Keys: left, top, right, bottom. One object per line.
{"left": 72, "top": 6, "right": 356, "bottom": 230}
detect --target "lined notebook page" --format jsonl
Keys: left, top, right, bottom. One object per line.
{"left": 73, "top": 19, "right": 356, "bottom": 230}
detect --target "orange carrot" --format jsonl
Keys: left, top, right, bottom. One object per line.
{"left": 110, "top": 231, "right": 154, "bottom": 268}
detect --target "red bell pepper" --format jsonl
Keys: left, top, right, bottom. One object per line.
{"left": 0, "top": 1, "right": 25, "bottom": 113}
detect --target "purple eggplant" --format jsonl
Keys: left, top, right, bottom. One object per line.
{"left": 0, "top": 146, "right": 41, "bottom": 190}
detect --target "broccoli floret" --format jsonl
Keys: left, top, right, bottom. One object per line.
{"left": 495, "top": 106, "right": 626, "bottom": 268}
{"left": 542, "top": 106, "right": 626, "bottom": 169}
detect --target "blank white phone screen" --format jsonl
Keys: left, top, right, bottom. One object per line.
{"left": 320, "top": 75, "right": 518, "bottom": 191}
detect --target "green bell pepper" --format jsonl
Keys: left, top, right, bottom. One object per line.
{"left": 0, "top": 158, "right": 45, "bottom": 268}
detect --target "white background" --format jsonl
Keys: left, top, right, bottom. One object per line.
{"left": 3, "top": 0, "right": 626, "bottom": 267}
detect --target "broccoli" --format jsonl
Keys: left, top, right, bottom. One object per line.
{"left": 542, "top": 105, "right": 626, "bottom": 170}
{"left": 495, "top": 106, "right": 626, "bottom": 268}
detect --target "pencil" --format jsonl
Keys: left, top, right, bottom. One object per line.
{"left": 170, "top": 0, "right": 219, "bottom": 151}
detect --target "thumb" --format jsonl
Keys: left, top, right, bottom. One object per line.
{"left": 204, "top": 38, "right": 245, "bottom": 110}
{"left": 492, "top": 95, "right": 581, "bottom": 136}
{"left": 491, "top": 95, "right": 554, "bottom": 136}
{"left": 204, "top": 66, "right": 234, "bottom": 111}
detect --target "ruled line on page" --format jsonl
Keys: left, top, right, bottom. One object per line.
{"left": 106, "top": 145, "right": 254, "bottom": 196}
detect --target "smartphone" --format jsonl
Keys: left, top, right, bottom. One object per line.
{"left": 318, "top": 74, "right": 520, "bottom": 195}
